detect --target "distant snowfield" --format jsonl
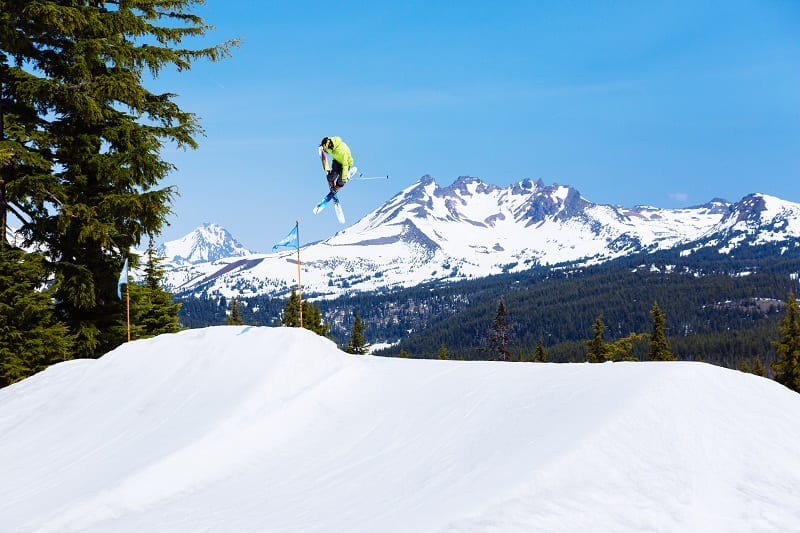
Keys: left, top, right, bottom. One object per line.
{"left": 2, "top": 327, "right": 799, "bottom": 532}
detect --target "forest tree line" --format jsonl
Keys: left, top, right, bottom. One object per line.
{"left": 178, "top": 245, "right": 800, "bottom": 375}
{"left": 225, "top": 281, "right": 800, "bottom": 393}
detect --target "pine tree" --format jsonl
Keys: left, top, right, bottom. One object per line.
{"left": 438, "top": 344, "right": 449, "bottom": 360}
{"left": 485, "top": 298, "right": 512, "bottom": 361}
{"left": 133, "top": 239, "right": 181, "bottom": 337}
{"left": 280, "top": 289, "right": 329, "bottom": 336}
{"left": 648, "top": 302, "right": 675, "bottom": 361}
{"left": 0, "top": 1, "right": 237, "bottom": 358}
{"left": 586, "top": 314, "right": 607, "bottom": 363}
{"left": 772, "top": 291, "right": 800, "bottom": 392}
{"left": 0, "top": 248, "right": 73, "bottom": 386}
{"left": 301, "top": 300, "right": 329, "bottom": 337}
{"left": 345, "top": 311, "right": 369, "bottom": 355}
{"left": 607, "top": 333, "right": 648, "bottom": 362}
{"left": 281, "top": 289, "right": 302, "bottom": 327}
{"left": 227, "top": 297, "right": 244, "bottom": 326}
{"left": 534, "top": 336, "right": 547, "bottom": 362}
{"left": 751, "top": 357, "right": 765, "bottom": 377}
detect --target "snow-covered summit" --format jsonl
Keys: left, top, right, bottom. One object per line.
{"left": 1, "top": 326, "right": 798, "bottom": 532}
{"left": 716, "top": 193, "right": 800, "bottom": 235}
{"left": 162, "top": 176, "right": 800, "bottom": 299}
{"left": 157, "top": 222, "right": 253, "bottom": 265}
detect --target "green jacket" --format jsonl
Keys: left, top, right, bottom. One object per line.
{"left": 321, "top": 136, "right": 354, "bottom": 175}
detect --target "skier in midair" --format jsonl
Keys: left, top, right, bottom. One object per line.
{"left": 319, "top": 136, "right": 355, "bottom": 194}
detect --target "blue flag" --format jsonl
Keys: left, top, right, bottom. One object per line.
{"left": 272, "top": 224, "right": 299, "bottom": 251}
{"left": 117, "top": 258, "right": 129, "bottom": 300}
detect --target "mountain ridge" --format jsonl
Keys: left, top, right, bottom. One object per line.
{"left": 160, "top": 176, "right": 800, "bottom": 299}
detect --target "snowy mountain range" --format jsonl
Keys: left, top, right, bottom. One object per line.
{"left": 161, "top": 176, "right": 800, "bottom": 299}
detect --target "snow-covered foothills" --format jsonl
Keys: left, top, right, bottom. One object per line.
{"left": 2, "top": 327, "right": 799, "bottom": 532}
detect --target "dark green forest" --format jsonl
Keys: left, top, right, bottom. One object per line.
{"left": 176, "top": 242, "right": 800, "bottom": 373}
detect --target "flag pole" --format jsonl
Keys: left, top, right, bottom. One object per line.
{"left": 296, "top": 220, "right": 303, "bottom": 329}
{"left": 118, "top": 257, "right": 130, "bottom": 341}
{"left": 126, "top": 282, "right": 131, "bottom": 342}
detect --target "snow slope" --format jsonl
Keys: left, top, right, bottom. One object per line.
{"left": 1, "top": 327, "right": 799, "bottom": 532}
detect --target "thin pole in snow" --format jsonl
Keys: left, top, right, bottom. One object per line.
{"left": 296, "top": 220, "right": 303, "bottom": 329}
{"left": 126, "top": 283, "right": 131, "bottom": 342}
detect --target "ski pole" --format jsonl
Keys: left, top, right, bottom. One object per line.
{"left": 351, "top": 174, "right": 390, "bottom": 181}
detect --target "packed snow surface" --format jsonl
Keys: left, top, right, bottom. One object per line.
{"left": 2, "top": 327, "right": 800, "bottom": 532}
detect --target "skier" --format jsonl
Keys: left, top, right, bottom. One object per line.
{"left": 319, "top": 136, "right": 355, "bottom": 194}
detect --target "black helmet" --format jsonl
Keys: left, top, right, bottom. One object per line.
{"left": 319, "top": 137, "right": 331, "bottom": 149}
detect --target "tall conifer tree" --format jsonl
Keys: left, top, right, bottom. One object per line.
{"left": 0, "top": 1, "right": 236, "bottom": 357}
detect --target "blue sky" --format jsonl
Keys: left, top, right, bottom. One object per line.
{"left": 152, "top": 1, "right": 799, "bottom": 251}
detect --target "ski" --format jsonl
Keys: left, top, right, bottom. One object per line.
{"left": 333, "top": 197, "right": 346, "bottom": 224}
{"left": 312, "top": 191, "right": 336, "bottom": 215}
{"left": 312, "top": 191, "right": 346, "bottom": 224}
{"left": 312, "top": 167, "right": 355, "bottom": 223}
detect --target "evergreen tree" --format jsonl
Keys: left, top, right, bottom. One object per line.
{"left": 485, "top": 298, "right": 512, "bottom": 361}
{"left": 534, "top": 336, "right": 547, "bottom": 362}
{"left": 280, "top": 289, "right": 329, "bottom": 336}
{"left": 345, "top": 311, "right": 369, "bottom": 355}
{"left": 772, "top": 291, "right": 800, "bottom": 392}
{"left": 607, "top": 333, "right": 648, "bottom": 362}
{"left": 649, "top": 302, "right": 675, "bottom": 361}
{"left": 281, "top": 289, "right": 302, "bottom": 327}
{"left": 438, "top": 344, "right": 449, "bottom": 360}
{"left": 740, "top": 357, "right": 766, "bottom": 377}
{"left": 0, "top": 248, "right": 73, "bottom": 386}
{"left": 0, "top": 1, "right": 236, "bottom": 358}
{"left": 301, "top": 300, "right": 329, "bottom": 337}
{"left": 133, "top": 239, "right": 181, "bottom": 336}
{"left": 586, "top": 314, "right": 607, "bottom": 363}
{"left": 227, "top": 297, "right": 244, "bottom": 326}
{"left": 751, "top": 357, "right": 765, "bottom": 377}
